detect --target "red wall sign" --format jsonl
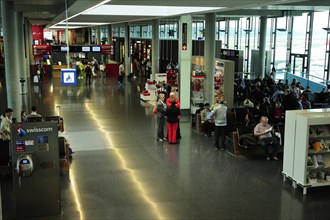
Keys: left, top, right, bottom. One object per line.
{"left": 101, "top": 44, "right": 114, "bottom": 55}
{"left": 33, "top": 45, "right": 51, "bottom": 55}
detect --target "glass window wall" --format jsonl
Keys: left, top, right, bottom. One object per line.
{"left": 310, "top": 11, "right": 329, "bottom": 80}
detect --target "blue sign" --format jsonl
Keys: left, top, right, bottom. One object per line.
{"left": 61, "top": 69, "right": 77, "bottom": 85}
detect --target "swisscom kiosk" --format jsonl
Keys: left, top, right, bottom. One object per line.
{"left": 9, "top": 122, "right": 61, "bottom": 219}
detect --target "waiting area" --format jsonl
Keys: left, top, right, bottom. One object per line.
{"left": 1, "top": 74, "right": 330, "bottom": 219}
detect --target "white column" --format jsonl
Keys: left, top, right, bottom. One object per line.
{"left": 16, "top": 12, "right": 27, "bottom": 79}
{"left": 151, "top": 19, "right": 159, "bottom": 81}
{"left": 204, "top": 13, "right": 216, "bottom": 105}
{"left": 178, "top": 15, "right": 192, "bottom": 110}
{"left": 1, "top": 0, "right": 20, "bottom": 118}
{"left": 124, "top": 24, "right": 131, "bottom": 76}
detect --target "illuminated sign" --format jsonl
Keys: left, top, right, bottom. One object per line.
{"left": 61, "top": 69, "right": 77, "bottom": 85}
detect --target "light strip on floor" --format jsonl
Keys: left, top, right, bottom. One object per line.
{"left": 69, "top": 168, "right": 85, "bottom": 220}
{"left": 85, "top": 103, "right": 165, "bottom": 219}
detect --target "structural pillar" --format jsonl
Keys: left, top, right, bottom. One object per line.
{"left": 24, "top": 19, "right": 32, "bottom": 79}
{"left": 259, "top": 16, "right": 267, "bottom": 78}
{"left": 1, "top": 0, "right": 20, "bottom": 119}
{"left": 151, "top": 19, "right": 159, "bottom": 81}
{"left": 204, "top": 13, "right": 216, "bottom": 105}
{"left": 178, "top": 15, "right": 192, "bottom": 110}
{"left": 96, "top": 26, "right": 101, "bottom": 44}
{"left": 124, "top": 24, "right": 131, "bottom": 75}
{"left": 16, "top": 12, "right": 27, "bottom": 80}
{"left": 108, "top": 24, "right": 113, "bottom": 43}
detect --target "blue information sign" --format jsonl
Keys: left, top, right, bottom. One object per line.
{"left": 61, "top": 69, "right": 77, "bottom": 85}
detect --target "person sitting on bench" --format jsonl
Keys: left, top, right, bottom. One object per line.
{"left": 254, "top": 116, "right": 279, "bottom": 161}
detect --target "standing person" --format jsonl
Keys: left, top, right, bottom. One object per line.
{"left": 166, "top": 101, "right": 181, "bottom": 144}
{"left": 99, "top": 62, "right": 105, "bottom": 85}
{"left": 156, "top": 93, "right": 167, "bottom": 141}
{"left": 166, "top": 92, "right": 181, "bottom": 139}
{"left": 85, "top": 63, "right": 92, "bottom": 86}
{"left": 0, "top": 108, "right": 13, "bottom": 141}
{"left": 254, "top": 116, "right": 279, "bottom": 161}
{"left": 211, "top": 100, "right": 227, "bottom": 150}
{"left": 118, "top": 62, "right": 125, "bottom": 85}
{"left": 146, "top": 59, "right": 152, "bottom": 79}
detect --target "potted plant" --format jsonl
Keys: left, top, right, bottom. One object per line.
{"left": 101, "top": 37, "right": 108, "bottom": 44}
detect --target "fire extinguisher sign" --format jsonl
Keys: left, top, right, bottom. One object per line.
{"left": 182, "top": 23, "right": 187, "bottom": 51}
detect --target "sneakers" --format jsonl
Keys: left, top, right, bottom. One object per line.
{"left": 157, "top": 138, "right": 163, "bottom": 142}
{"left": 273, "top": 156, "right": 279, "bottom": 161}
{"left": 266, "top": 157, "right": 271, "bottom": 161}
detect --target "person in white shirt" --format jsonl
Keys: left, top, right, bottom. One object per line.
{"left": 27, "top": 106, "right": 42, "bottom": 118}
{"left": 254, "top": 116, "right": 279, "bottom": 161}
{"left": 118, "top": 62, "right": 124, "bottom": 85}
{"left": 99, "top": 62, "right": 105, "bottom": 85}
{"left": 0, "top": 108, "right": 13, "bottom": 141}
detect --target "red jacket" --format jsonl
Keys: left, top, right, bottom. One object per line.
{"left": 166, "top": 97, "right": 180, "bottom": 108}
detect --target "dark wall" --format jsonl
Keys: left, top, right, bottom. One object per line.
{"left": 51, "top": 52, "right": 66, "bottom": 65}
{"left": 159, "top": 40, "right": 179, "bottom": 73}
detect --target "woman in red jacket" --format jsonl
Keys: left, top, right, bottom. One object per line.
{"left": 166, "top": 101, "right": 181, "bottom": 144}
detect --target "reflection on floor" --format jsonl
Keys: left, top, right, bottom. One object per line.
{"left": 1, "top": 75, "right": 330, "bottom": 219}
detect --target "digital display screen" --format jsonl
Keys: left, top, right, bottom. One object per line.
{"left": 82, "top": 46, "right": 90, "bottom": 52}
{"left": 92, "top": 46, "right": 101, "bottom": 52}
{"left": 61, "top": 46, "right": 69, "bottom": 52}
{"left": 22, "top": 159, "right": 29, "bottom": 164}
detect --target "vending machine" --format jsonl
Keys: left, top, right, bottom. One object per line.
{"left": 10, "top": 122, "right": 61, "bottom": 219}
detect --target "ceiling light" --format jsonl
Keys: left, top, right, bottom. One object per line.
{"left": 83, "top": 5, "right": 224, "bottom": 17}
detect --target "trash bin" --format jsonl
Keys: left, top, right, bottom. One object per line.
{"left": 19, "top": 78, "right": 26, "bottom": 95}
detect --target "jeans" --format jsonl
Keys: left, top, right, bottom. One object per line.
{"left": 258, "top": 137, "right": 279, "bottom": 157}
{"left": 215, "top": 125, "right": 226, "bottom": 149}
{"left": 157, "top": 117, "right": 165, "bottom": 139}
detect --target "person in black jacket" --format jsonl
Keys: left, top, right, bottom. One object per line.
{"left": 166, "top": 101, "right": 181, "bottom": 144}
{"left": 85, "top": 63, "right": 92, "bottom": 86}
{"left": 283, "top": 89, "right": 299, "bottom": 112}
{"left": 156, "top": 93, "right": 167, "bottom": 141}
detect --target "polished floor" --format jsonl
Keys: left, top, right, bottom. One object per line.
{"left": 1, "top": 73, "right": 330, "bottom": 220}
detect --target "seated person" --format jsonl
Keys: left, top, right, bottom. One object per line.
{"left": 254, "top": 116, "right": 279, "bottom": 161}
{"left": 58, "top": 117, "right": 73, "bottom": 159}
{"left": 192, "top": 103, "right": 204, "bottom": 128}
{"left": 201, "top": 103, "right": 214, "bottom": 137}
{"left": 245, "top": 113, "right": 256, "bottom": 127}
{"left": 27, "top": 106, "right": 42, "bottom": 118}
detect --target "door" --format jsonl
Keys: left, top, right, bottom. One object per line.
{"left": 291, "top": 53, "right": 307, "bottom": 77}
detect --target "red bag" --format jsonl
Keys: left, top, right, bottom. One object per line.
{"left": 153, "top": 107, "right": 157, "bottom": 114}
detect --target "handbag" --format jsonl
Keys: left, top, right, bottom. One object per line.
{"left": 153, "top": 107, "right": 157, "bottom": 114}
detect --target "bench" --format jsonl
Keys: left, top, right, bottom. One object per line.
{"left": 232, "top": 124, "right": 284, "bottom": 157}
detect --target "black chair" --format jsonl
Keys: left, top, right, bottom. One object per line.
{"left": 26, "top": 117, "right": 43, "bottom": 123}
{"left": 44, "top": 116, "right": 60, "bottom": 124}
{"left": 0, "top": 140, "right": 10, "bottom": 165}
{"left": 234, "top": 108, "right": 247, "bottom": 126}
{"left": 58, "top": 137, "right": 66, "bottom": 159}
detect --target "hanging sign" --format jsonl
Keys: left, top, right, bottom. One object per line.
{"left": 182, "top": 23, "right": 187, "bottom": 51}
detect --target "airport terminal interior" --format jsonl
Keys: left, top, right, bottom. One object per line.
{"left": 1, "top": 0, "right": 330, "bottom": 219}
